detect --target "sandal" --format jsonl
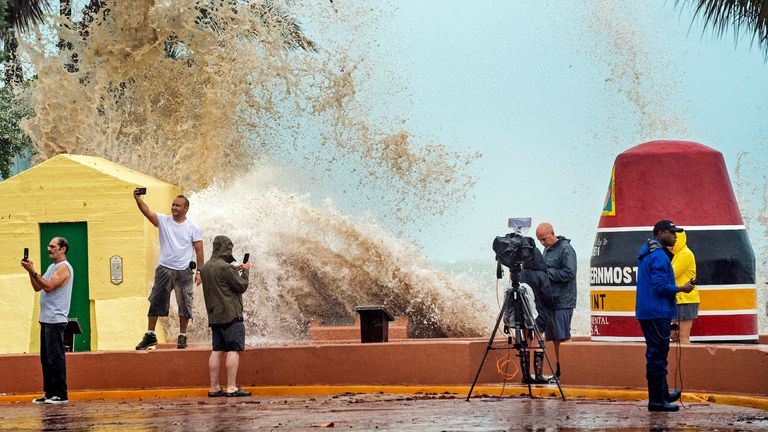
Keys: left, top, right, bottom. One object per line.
{"left": 207, "top": 389, "right": 225, "bottom": 397}
{"left": 225, "top": 388, "right": 252, "bottom": 397}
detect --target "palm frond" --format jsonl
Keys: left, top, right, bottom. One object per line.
{"left": 3, "top": 0, "right": 51, "bottom": 35}
{"left": 193, "top": 0, "right": 316, "bottom": 52}
{"left": 678, "top": 0, "right": 768, "bottom": 57}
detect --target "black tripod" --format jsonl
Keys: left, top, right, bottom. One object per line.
{"left": 465, "top": 263, "right": 566, "bottom": 401}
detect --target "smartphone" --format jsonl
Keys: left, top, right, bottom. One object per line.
{"left": 134, "top": 187, "right": 147, "bottom": 195}
{"left": 242, "top": 253, "right": 250, "bottom": 264}
{"left": 23, "top": 247, "right": 29, "bottom": 261}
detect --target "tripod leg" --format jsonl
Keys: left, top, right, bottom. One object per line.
{"left": 465, "top": 291, "right": 510, "bottom": 401}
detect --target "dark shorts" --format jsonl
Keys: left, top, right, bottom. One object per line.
{"left": 211, "top": 320, "right": 245, "bottom": 352}
{"left": 148, "top": 265, "right": 194, "bottom": 318}
{"left": 545, "top": 308, "right": 573, "bottom": 341}
{"left": 676, "top": 303, "right": 699, "bottom": 321}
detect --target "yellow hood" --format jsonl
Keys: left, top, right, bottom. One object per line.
{"left": 670, "top": 230, "right": 699, "bottom": 304}
{"left": 672, "top": 231, "right": 687, "bottom": 254}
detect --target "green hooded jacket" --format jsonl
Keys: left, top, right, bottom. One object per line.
{"left": 201, "top": 235, "right": 249, "bottom": 326}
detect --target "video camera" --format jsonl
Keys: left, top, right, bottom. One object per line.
{"left": 492, "top": 232, "right": 535, "bottom": 270}
{"left": 492, "top": 217, "right": 536, "bottom": 271}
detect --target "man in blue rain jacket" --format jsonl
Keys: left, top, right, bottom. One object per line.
{"left": 636, "top": 219, "right": 694, "bottom": 412}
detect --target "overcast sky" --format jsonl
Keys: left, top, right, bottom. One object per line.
{"left": 340, "top": 0, "right": 768, "bottom": 263}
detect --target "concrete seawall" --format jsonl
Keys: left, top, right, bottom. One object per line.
{"left": 2, "top": 338, "right": 766, "bottom": 398}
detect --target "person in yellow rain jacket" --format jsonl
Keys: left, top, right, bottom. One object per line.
{"left": 670, "top": 230, "right": 698, "bottom": 343}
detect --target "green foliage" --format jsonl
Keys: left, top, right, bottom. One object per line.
{"left": 0, "top": 85, "right": 34, "bottom": 178}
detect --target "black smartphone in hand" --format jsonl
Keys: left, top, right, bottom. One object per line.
{"left": 242, "top": 253, "right": 250, "bottom": 264}
{"left": 134, "top": 187, "right": 147, "bottom": 195}
{"left": 23, "top": 247, "right": 29, "bottom": 261}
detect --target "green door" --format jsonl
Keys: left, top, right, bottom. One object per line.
{"left": 39, "top": 222, "right": 90, "bottom": 352}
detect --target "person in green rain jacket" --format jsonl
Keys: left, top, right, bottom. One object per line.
{"left": 201, "top": 235, "right": 251, "bottom": 397}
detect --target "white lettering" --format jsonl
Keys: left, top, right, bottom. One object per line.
{"left": 623, "top": 267, "right": 632, "bottom": 284}
{"left": 590, "top": 266, "right": 637, "bottom": 285}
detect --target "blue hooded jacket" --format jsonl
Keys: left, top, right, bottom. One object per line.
{"left": 635, "top": 239, "right": 678, "bottom": 320}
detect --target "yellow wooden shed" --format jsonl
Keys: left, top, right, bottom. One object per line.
{"left": 0, "top": 154, "right": 181, "bottom": 353}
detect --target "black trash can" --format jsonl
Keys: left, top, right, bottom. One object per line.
{"left": 355, "top": 306, "right": 395, "bottom": 343}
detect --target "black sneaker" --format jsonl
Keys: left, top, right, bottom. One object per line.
{"left": 177, "top": 335, "right": 187, "bottom": 349}
{"left": 32, "top": 396, "right": 47, "bottom": 404}
{"left": 44, "top": 396, "right": 68, "bottom": 405}
{"left": 135, "top": 333, "right": 158, "bottom": 350}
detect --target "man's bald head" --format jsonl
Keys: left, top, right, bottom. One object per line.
{"left": 536, "top": 222, "right": 558, "bottom": 249}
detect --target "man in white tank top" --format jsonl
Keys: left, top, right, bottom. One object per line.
{"left": 21, "top": 237, "right": 74, "bottom": 405}
{"left": 134, "top": 190, "right": 204, "bottom": 350}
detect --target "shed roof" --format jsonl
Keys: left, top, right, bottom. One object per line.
{"left": 0, "top": 154, "right": 176, "bottom": 191}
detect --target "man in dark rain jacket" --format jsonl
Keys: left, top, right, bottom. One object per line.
{"left": 536, "top": 222, "right": 576, "bottom": 379}
{"left": 201, "top": 235, "right": 251, "bottom": 398}
{"left": 636, "top": 220, "right": 694, "bottom": 412}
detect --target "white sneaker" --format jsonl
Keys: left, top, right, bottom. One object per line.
{"left": 44, "top": 396, "right": 68, "bottom": 404}
{"left": 32, "top": 396, "right": 47, "bottom": 404}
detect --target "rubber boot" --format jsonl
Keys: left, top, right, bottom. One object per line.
{"left": 533, "top": 351, "right": 548, "bottom": 384}
{"left": 663, "top": 381, "right": 681, "bottom": 403}
{"left": 520, "top": 351, "right": 533, "bottom": 384}
{"left": 648, "top": 376, "right": 679, "bottom": 412}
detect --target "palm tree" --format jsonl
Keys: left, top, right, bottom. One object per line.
{"left": 0, "top": 0, "right": 48, "bottom": 178}
{"left": 2, "top": 0, "right": 51, "bottom": 85}
{"left": 679, "top": 0, "right": 768, "bottom": 58}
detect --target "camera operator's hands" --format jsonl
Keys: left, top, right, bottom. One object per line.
{"left": 240, "top": 262, "right": 252, "bottom": 271}
{"left": 21, "top": 258, "right": 35, "bottom": 274}
{"left": 678, "top": 280, "right": 695, "bottom": 294}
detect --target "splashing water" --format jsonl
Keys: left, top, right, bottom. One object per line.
{"left": 185, "top": 170, "right": 491, "bottom": 342}
{"left": 20, "top": 1, "right": 478, "bottom": 214}
{"left": 15, "top": 0, "right": 488, "bottom": 340}
{"left": 587, "top": 0, "right": 688, "bottom": 146}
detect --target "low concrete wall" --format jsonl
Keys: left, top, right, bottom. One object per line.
{"left": 309, "top": 317, "right": 410, "bottom": 341}
{"left": 1, "top": 339, "right": 765, "bottom": 397}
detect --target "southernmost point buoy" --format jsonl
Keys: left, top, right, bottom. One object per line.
{"left": 590, "top": 140, "right": 757, "bottom": 343}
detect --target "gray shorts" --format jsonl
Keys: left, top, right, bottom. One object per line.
{"left": 677, "top": 303, "right": 699, "bottom": 321}
{"left": 148, "top": 265, "right": 194, "bottom": 318}
{"left": 545, "top": 308, "right": 573, "bottom": 341}
{"left": 211, "top": 321, "right": 245, "bottom": 352}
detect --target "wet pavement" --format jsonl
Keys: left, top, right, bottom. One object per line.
{"left": 0, "top": 393, "right": 766, "bottom": 431}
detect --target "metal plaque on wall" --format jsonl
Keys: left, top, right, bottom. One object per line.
{"left": 110, "top": 255, "right": 123, "bottom": 285}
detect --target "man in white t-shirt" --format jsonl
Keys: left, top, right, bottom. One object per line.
{"left": 134, "top": 189, "right": 204, "bottom": 350}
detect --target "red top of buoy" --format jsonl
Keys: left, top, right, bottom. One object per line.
{"left": 598, "top": 140, "right": 743, "bottom": 228}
